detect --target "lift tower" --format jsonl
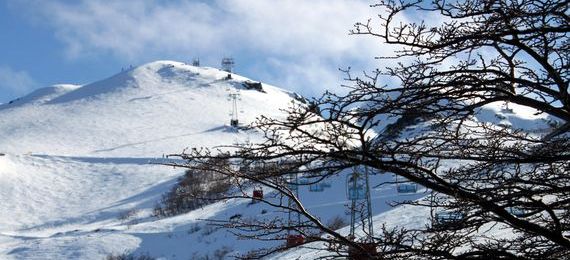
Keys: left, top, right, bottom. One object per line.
{"left": 347, "top": 166, "right": 374, "bottom": 238}
{"left": 227, "top": 89, "right": 241, "bottom": 127}
{"left": 286, "top": 172, "right": 304, "bottom": 247}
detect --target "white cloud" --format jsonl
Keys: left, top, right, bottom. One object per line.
{"left": 31, "top": 1, "right": 223, "bottom": 60}
{"left": 14, "top": 0, "right": 394, "bottom": 96}
{"left": 261, "top": 56, "right": 346, "bottom": 98}
{"left": 0, "top": 66, "right": 38, "bottom": 98}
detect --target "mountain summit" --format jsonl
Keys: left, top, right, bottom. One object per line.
{"left": 0, "top": 60, "right": 300, "bottom": 157}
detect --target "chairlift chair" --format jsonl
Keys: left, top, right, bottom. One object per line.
{"left": 395, "top": 175, "right": 418, "bottom": 193}
{"left": 397, "top": 183, "right": 418, "bottom": 193}
{"left": 309, "top": 183, "right": 324, "bottom": 192}
{"left": 286, "top": 234, "right": 305, "bottom": 247}
{"left": 433, "top": 210, "right": 464, "bottom": 228}
{"left": 348, "top": 242, "right": 377, "bottom": 260}
{"left": 507, "top": 206, "right": 526, "bottom": 217}
{"left": 252, "top": 188, "right": 263, "bottom": 201}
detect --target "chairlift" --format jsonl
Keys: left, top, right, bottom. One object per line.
{"left": 286, "top": 234, "right": 305, "bottom": 247}
{"left": 397, "top": 183, "right": 418, "bottom": 193}
{"left": 395, "top": 175, "right": 418, "bottom": 194}
{"left": 348, "top": 242, "right": 377, "bottom": 260}
{"left": 433, "top": 210, "right": 464, "bottom": 228}
{"left": 252, "top": 188, "right": 263, "bottom": 202}
{"left": 309, "top": 183, "right": 324, "bottom": 192}
{"left": 507, "top": 206, "right": 526, "bottom": 217}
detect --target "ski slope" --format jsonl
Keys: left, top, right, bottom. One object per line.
{"left": 0, "top": 61, "right": 299, "bottom": 157}
{"left": 0, "top": 61, "right": 424, "bottom": 259}
{"left": 0, "top": 60, "right": 305, "bottom": 259}
{"left": 0, "top": 60, "right": 556, "bottom": 259}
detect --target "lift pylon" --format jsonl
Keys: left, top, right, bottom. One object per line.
{"left": 227, "top": 89, "right": 241, "bottom": 127}
{"left": 286, "top": 172, "right": 304, "bottom": 247}
{"left": 347, "top": 166, "right": 374, "bottom": 238}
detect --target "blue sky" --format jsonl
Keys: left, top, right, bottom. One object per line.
{"left": 0, "top": 0, "right": 391, "bottom": 103}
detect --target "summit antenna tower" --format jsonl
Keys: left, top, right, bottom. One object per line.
{"left": 221, "top": 57, "right": 235, "bottom": 73}
{"left": 192, "top": 58, "right": 200, "bottom": 67}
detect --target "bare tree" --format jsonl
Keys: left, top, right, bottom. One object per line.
{"left": 154, "top": 158, "right": 232, "bottom": 217}
{"left": 169, "top": 0, "right": 569, "bottom": 259}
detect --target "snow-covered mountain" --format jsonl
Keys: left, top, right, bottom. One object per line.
{"left": 0, "top": 61, "right": 308, "bottom": 259}
{"left": 2, "top": 61, "right": 418, "bottom": 259}
{"left": 0, "top": 61, "right": 300, "bottom": 157}
{"left": 0, "top": 60, "right": 555, "bottom": 259}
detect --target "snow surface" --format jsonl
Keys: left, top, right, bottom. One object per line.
{"left": 0, "top": 60, "right": 555, "bottom": 259}
{"left": 0, "top": 61, "right": 306, "bottom": 259}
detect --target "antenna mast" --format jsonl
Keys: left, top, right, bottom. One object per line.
{"left": 192, "top": 58, "right": 200, "bottom": 67}
{"left": 221, "top": 57, "right": 235, "bottom": 73}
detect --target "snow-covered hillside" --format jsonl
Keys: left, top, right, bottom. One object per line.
{"left": 0, "top": 61, "right": 306, "bottom": 259}
{"left": 0, "top": 60, "right": 556, "bottom": 259}
{"left": 272, "top": 102, "right": 557, "bottom": 259}
{"left": 0, "top": 61, "right": 299, "bottom": 157}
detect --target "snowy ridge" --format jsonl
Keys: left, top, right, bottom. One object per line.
{"left": 0, "top": 84, "right": 80, "bottom": 109}
{"left": 0, "top": 61, "right": 296, "bottom": 157}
